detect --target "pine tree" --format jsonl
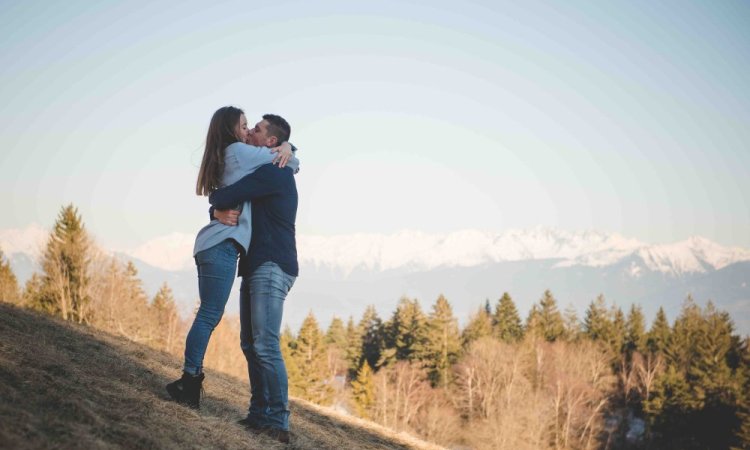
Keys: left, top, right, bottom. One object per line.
{"left": 423, "top": 295, "right": 461, "bottom": 387}
{"left": 584, "top": 294, "right": 612, "bottom": 343}
{"left": 384, "top": 297, "right": 428, "bottom": 362}
{"left": 30, "top": 204, "right": 92, "bottom": 323}
{"left": 562, "top": 303, "right": 581, "bottom": 341}
{"left": 665, "top": 296, "right": 703, "bottom": 374}
{"left": 689, "top": 302, "right": 740, "bottom": 449}
{"left": 648, "top": 307, "right": 671, "bottom": 354}
{"left": 735, "top": 338, "right": 750, "bottom": 448}
{"left": 0, "top": 248, "right": 21, "bottom": 304}
{"left": 325, "top": 315, "right": 350, "bottom": 380}
{"left": 462, "top": 305, "right": 493, "bottom": 348}
{"left": 295, "top": 311, "right": 334, "bottom": 405}
{"left": 151, "top": 282, "right": 180, "bottom": 353}
{"left": 345, "top": 316, "right": 363, "bottom": 381}
{"left": 625, "top": 304, "right": 647, "bottom": 355}
{"left": 525, "top": 304, "right": 542, "bottom": 339}
{"left": 359, "top": 305, "right": 384, "bottom": 371}
{"left": 647, "top": 298, "right": 744, "bottom": 449}
{"left": 351, "top": 361, "right": 376, "bottom": 419}
{"left": 494, "top": 292, "right": 523, "bottom": 343}
{"left": 22, "top": 273, "right": 43, "bottom": 307}
{"left": 610, "top": 306, "right": 626, "bottom": 355}
{"left": 281, "top": 325, "right": 305, "bottom": 398}
{"left": 645, "top": 364, "right": 693, "bottom": 442}
{"left": 536, "top": 290, "right": 565, "bottom": 342}
{"left": 326, "top": 316, "right": 348, "bottom": 353}
{"left": 120, "top": 261, "right": 151, "bottom": 342}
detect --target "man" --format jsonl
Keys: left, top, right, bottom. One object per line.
{"left": 211, "top": 114, "right": 297, "bottom": 444}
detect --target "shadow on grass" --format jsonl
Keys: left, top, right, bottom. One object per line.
{"left": 0, "top": 303, "right": 418, "bottom": 450}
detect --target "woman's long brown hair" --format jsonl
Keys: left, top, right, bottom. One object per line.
{"left": 195, "top": 106, "right": 244, "bottom": 196}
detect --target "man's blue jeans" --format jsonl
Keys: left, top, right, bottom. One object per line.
{"left": 240, "top": 261, "right": 296, "bottom": 431}
{"left": 183, "top": 239, "right": 239, "bottom": 375}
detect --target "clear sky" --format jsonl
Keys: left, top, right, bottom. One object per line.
{"left": 1, "top": 0, "right": 749, "bottom": 249}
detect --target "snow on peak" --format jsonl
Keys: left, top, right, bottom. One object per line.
{"left": 3, "top": 223, "right": 749, "bottom": 276}
{"left": 122, "top": 232, "right": 195, "bottom": 271}
{"left": 298, "top": 228, "right": 649, "bottom": 274}
{"left": 635, "top": 237, "right": 750, "bottom": 275}
{"left": 298, "top": 229, "right": 750, "bottom": 276}
{"left": 0, "top": 223, "right": 49, "bottom": 257}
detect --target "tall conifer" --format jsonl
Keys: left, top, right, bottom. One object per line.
{"left": 563, "top": 303, "right": 581, "bottom": 341}
{"left": 462, "top": 305, "right": 493, "bottom": 348}
{"left": 351, "top": 361, "right": 375, "bottom": 419}
{"left": 326, "top": 316, "right": 348, "bottom": 353}
{"left": 537, "top": 290, "right": 565, "bottom": 342}
{"left": 295, "top": 311, "right": 334, "bottom": 404}
{"left": 648, "top": 307, "right": 671, "bottom": 354}
{"left": 494, "top": 292, "right": 523, "bottom": 343}
{"left": 625, "top": 304, "right": 647, "bottom": 355}
{"left": 423, "top": 295, "right": 461, "bottom": 387}
{"left": 610, "top": 306, "right": 626, "bottom": 355}
{"left": 525, "top": 304, "right": 542, "bottom": 339}
{"left": 584, "top": 294, "right": 612, "bottom": 342}
{"left": 385, "top": 297, "right": 428, "bottom": 362}
{"left": 359, "top": 305, "right": 384, "bottom": 371}
{"left": 151, "top": 282, "right": 180, "bottom": 352}
{"left": 31, "top": 204, "right": 92, "bottom": 323}
{"left": 345, "top": 316, "right": 363, "bottom": 380}
{"left": 0, "top": 248, "right": 20, "bottom": 304}
{"left": 281, "top": 325, "right": 305, "bottom": 398}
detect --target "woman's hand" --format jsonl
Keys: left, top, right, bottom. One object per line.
{"left": 270, "top": 142, "right": 293, "bottom": 168}
{"left": 214, "top": 209, "right": 239, "bottom": 226}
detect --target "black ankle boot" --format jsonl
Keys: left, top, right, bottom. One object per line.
{"left": 166, "top": 371, "right": 205, "bottom": 409}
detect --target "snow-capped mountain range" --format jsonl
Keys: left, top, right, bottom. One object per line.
{"left": 3, "top": 224, "right": 750, "bottom": 277}
{"left": 296, "top": 229, "right": 750, "bottom": 277}
{"left": 3, "top": 224, "right": 749, "bottom": 335}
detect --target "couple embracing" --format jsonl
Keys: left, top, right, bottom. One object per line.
{"left": 167, "top": 107, "right": 299, "bottom": 444}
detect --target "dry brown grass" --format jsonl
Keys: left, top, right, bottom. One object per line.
{"left": 0, "top": 303, "right": 446, "bottom": 450}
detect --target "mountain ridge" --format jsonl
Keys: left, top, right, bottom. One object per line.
{"left": 4, "top": 224, "right": 748, "bottom": 335}
{"left": 3, "top": 224, "right": 748, "bottom": 277}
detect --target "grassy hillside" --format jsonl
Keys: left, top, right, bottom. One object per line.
{"left": 0, "top": 303, "right": 444, "bottom": 450}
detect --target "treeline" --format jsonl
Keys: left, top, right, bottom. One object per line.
{"left": 1, "top": 205, "right": 184, "bottom": 355}
{"left": 1, "top": 205, "right": 749, "bottom": 449}
{"left": 0, "top": 205, "right": 248, "bottom": 374}
{"left": 275, "top": 292, "right": 749, "bottom": 449}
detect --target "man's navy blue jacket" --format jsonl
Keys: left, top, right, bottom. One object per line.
{"left": 209, "top": 164, "right": 298, "bottom": 277}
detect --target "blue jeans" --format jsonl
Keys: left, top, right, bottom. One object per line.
{"left": 240, "top": 261, "right": 296, "bottom": 431}
{"left": 183, "top": 239, "right": 239, "bottom": 375}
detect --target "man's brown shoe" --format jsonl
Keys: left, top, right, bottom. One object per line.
{"left": 263, "top": 428, "right": 290, "bottom": 444}
{"left": 237, "top": 417, "right": 264, "bottom": 434}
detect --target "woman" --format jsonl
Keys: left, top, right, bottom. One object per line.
{"left": 166, "top": 106, "right": 299, "bottom": 409}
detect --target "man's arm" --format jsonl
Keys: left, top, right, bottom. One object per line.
{"left": 234, "top": 142, "right": 300, "bottom": 173}
{"left": 209, "top": 164, "right": 284, "bottom": 209}
{"left": 269, "top": 143, "right": 301, "bottom": 172}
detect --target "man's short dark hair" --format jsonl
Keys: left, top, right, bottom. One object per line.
{"left": 263, "top": 114, "right": 291, "bottom": 143}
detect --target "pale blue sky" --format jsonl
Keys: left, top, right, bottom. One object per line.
{"left": 1, "top": 0, "right": 749, "bottom": 248}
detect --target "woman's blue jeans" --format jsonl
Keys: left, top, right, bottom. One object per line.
{"left": 183, "top": 239, "right": 239, "bottom": 375}
{"left": 240, "top": 261, "right": 296, "bottom": 431}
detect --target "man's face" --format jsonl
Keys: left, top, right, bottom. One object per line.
{"left": 247, "top": 119, "right": 278, "bottom": 147}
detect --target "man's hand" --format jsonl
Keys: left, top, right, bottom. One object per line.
{"left": 270, "top": 142, "right": 293, "bottom": 168}
{"left": 214, "top": 209, "right": 240, "bottom": 226}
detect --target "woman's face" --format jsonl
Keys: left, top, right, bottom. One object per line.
{"left": 233, "top": 114, "right": 249, "bottom": 142}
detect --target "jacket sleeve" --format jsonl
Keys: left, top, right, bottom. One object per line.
{"left": 232, "top": 142, "right": 300, "bottom": 175}
{"left": 209, "top": 164, "right": 282, "bottom": 209}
